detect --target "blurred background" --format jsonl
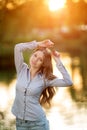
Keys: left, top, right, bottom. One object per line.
{"left": 0, "top": 0, "right": 87, "bottom": 130}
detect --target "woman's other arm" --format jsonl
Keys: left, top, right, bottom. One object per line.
{"left": 47, "top": 51, "right": 73, "bottom": 87}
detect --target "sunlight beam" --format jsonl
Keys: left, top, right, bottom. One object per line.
{"left": 48, "top": 0, "right": 66, "bottom": 12}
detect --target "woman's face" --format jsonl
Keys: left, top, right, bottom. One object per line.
{"left": 30, "top": 50, "right": 44, "bottom": 70}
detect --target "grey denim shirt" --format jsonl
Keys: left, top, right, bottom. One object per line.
{"left": 11, "top": 41, "right": 73, "bottom": 121}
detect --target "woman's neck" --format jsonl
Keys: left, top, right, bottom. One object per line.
{"left": 30, "top": 68, "right": 39, "bottom": 80}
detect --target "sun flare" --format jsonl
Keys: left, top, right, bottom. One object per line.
{"left": 48, "top": 0, "right": 66, "bottom": 11}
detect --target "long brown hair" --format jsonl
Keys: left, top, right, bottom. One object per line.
{"left": 34, "top": 47, "right": 57, "bottom": 107}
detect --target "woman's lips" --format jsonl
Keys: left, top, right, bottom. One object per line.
{"left": 31, "top": 60, "right": 36, "bottom": 65}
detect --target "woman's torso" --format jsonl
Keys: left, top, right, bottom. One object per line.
{"left": 12, "top": 63, "right": 46, "bottom": 121}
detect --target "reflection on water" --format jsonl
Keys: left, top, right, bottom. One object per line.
{"left": 47, "top": 87, "right": 87, "bottom": 130}
{"left": 0, "top": 80, "right": 16, "bottom": 130}
{"left": 0, "top": 54, "right": 87, "bottom": 130}
{"left": 47, "top": 104, "right": 87, "bottom": 130}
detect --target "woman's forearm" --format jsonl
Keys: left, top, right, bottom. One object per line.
{"left": 56, "top": 58, "right": 73, "bottom": 86}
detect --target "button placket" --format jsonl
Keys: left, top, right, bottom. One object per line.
{"left": 23, "top": 82, "right": 31, "bottom": 120}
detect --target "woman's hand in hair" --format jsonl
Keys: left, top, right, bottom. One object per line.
{"left": 52, "top": 50, "right": 60, "bottom": 62}
{"left": 37, "top": 39, "right": 54, "bottom": 48}
{"left": 52, "top": 50, "right": 60, "bottom": 57}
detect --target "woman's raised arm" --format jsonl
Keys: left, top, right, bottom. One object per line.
{"left": 14, "top": 40, "right": 37, "bottom": 75}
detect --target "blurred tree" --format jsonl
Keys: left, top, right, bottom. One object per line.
{"left": 66, "top": 0, "right": 87, "bottom": 25}
{"left": 0, "top": 0, "right": 87, "bottom": 43}
{"left": 0, "top": 0, "right": 30, "bottom": 42}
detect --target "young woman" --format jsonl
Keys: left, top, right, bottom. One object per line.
{"left": 12, "top": 40, "right": 73, "bottom": 130}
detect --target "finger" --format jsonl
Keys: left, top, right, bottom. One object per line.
{"left": 52, "top": 50, "right": 60, "bottom": 57}
{"left": 50, "top": 41, "right": 54, "bottom": 45}
{"left": 47, "top": 41, "right": 54, "bottom": 48}
{"left": 44, "top": 40, "right": 54, "bottom": 45}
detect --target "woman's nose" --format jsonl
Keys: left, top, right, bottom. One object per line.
{"left": 34, "top": 57, "right": 38, "bottom": 62}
